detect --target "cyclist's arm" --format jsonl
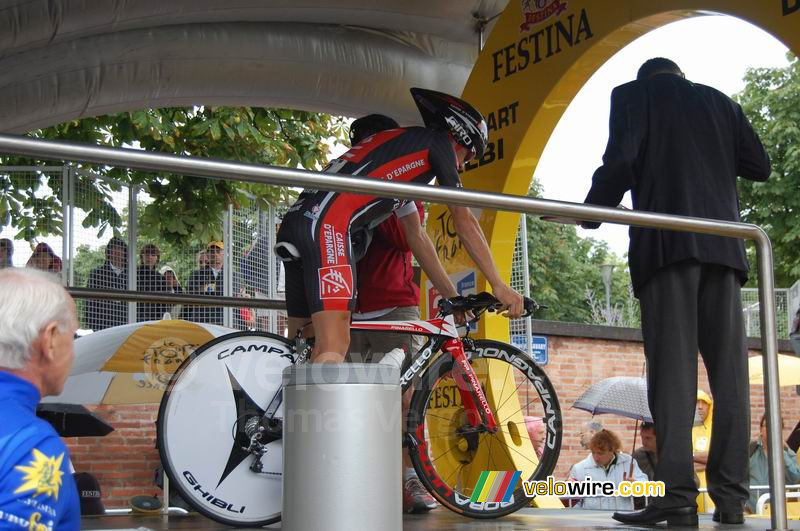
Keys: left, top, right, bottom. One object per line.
{"left": 448, "top": 205, "right": 523, "bottom": 317}
{"left": 397, "top": 211, "right": 458, "bottom": 299}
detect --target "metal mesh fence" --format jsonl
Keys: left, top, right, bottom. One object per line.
{"left": 71, "top": 169, "right": 132, "bottom": 330}
{"left": 742, "top": 288, "right": 790, "bottom": 340}
{"left": 230, "top": 199, "right": 285, "bottom": 334}
{"left": 0, "top": 166, "right": 65, "bottom": 272}
{"left": 509, "top": 214, "right": 533, "bottom": 356}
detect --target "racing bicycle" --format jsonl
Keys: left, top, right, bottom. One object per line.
{"left": 156, "top": 292, "right": 563, "bottom": 527}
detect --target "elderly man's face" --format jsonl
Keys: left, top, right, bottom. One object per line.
{"left": 580, "top": 424, "right": 596, "bottom": 450}
{"left": 206, "top": 245, "right": 223, "bottom": 268}
{"left": 41, "top": 300, "right": 79, "bottom": 396}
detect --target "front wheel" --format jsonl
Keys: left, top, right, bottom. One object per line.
{"left": 407, "top": 339, "right": 562, "bottom": 519}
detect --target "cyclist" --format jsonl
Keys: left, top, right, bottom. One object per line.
{"left": 275, "top": 88, "right": 524, "bottom": 363}
{"left": 346, "top": 113, "right": 449, "bottom": 513}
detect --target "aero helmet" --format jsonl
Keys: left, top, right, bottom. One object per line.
{"left": 410, "top": 87, "right": 488, "bottom": 161}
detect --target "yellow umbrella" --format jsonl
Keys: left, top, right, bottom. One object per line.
{"left": 44, "top": 320, "right": 235, "bottom": 405}
{"left": 748, "top": 354, "right": 800, "bottom": 387}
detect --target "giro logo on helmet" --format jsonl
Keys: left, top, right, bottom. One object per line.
{"left": 410, "top": 87, "right": 489, "bottom": 160}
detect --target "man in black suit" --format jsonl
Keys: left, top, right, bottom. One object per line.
{"left": 582, "top": 58, "right": 771, "bottom": 526}
{"left": 85, "top": 237, "right": 128, "bottom": 330}
{"left": 186, "top": 241, "right": 226, "bottom": 324}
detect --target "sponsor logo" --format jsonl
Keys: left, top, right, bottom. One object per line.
{"left": 14, "top": 449, "right": 64, "bottom": 500}
{"left": 183, "top": 471, "right": 246, "bottom": 514}
{"left": 493, "top": 8, "right": 593, "bottom": 82}
{"left": 384, "top": 159, "right": 425, "bottom": 180}
{"left": 322, "top": 224, "right": 336, "bottom": 265}
{"left": 478, "top": 346, "right": 558, "bottom": 449}
{"left": 0, "top": 510, "right": 53, "bottom": 531}
{"left": 318, "top": 265, "right": 353, "bottom": 299}
{"left": 217, "top": 343, "right": 292, "bottom": 360}
{"left": 520, "top": 0, "right": 567, "bottom": 32}
{"left": 400, "top": 346, "right": 434, "bottom": 387}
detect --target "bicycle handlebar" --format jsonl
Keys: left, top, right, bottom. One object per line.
{"left": 437, "top": 292, "right": 543, "bottom": 318}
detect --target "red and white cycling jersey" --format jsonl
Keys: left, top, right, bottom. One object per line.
{"left": 277, "top": 126, "right": 461, "bottom": 316}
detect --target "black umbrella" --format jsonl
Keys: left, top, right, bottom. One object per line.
{"left": 36, "top": 403, "right": 114, "bottom": 438}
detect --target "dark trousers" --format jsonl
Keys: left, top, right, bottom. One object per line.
{"left": 639, "top": 261, "right": 749, "bottom": 510}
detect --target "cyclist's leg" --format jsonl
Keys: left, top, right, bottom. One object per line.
{"left": 283, "top": 259, "right": 313, "bottom": 341}
{"left": 310, "top": 310, "right": 351, "bottom": 362}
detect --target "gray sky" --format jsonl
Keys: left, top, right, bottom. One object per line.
{"left": 533, "top": 15, "right": 791, "bottom": 257}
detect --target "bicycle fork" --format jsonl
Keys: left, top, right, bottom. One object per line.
{"left": 444, "top": 338, "right": 498, "bottom": 433}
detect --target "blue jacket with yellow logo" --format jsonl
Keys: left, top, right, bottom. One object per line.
{"left": 0, "top": 371, "right": 79, "bottom": 530}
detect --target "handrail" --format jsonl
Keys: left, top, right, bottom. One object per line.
{"left": 0, "top": 133, "right": 787, "bottom": 529}
{"left": 67, "top": 287, "right": 286, "bottom": 310}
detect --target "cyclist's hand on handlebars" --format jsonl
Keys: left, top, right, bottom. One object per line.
{"left": 492, "top": 284, "right": 525, "bottom": 319}
{"left": 452, "top": 309, "right": 474, "bottom": 326}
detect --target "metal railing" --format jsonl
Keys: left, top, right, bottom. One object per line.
{"left": 0, "top": 133, "right": 787, "bottom": 529}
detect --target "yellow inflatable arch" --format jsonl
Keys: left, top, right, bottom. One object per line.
{"left": 422, "top": 0, "right": 798, "bottom": 505}
{"left": 424, "top": 0, "right": 799, "bottom": 341}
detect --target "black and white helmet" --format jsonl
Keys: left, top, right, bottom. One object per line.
{"left": 410, "top": 87, "right": 488, "bottom": 161}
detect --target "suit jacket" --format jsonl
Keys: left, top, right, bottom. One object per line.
{"left": 85, "top": 261, "right": 127, "bottom": 330}
{"left": 584, "top": 73, "right": 771, "bottom": 295}
{"left": 185, "top": 266, "right": 225, "bottom": 324}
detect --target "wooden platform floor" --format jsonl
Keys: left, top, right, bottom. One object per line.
{"left": 80, "top": 508, "right": 797, "bottom": 530}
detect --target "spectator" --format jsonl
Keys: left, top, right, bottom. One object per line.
{"left": 136, "top": 243, "right": 168, "bottom": 322}
{"left": 196, "top": 249, "right": 207, "bottom": 269}
{"left": 159, "top": 265, "right": 183, "bottom": 319}
{"left": 747, "top": 414, "right": 800, "bottom": 513}
{"left": 633, "top": 422, "right": 658, "bottom": 481}
{"left": 580, "top": 420, "right": 604, "bottom": 451}
{"left": 26, "top": 242, "right": 58, "bottom": 273}
{"left": 0, "top": 268, "right": 80, "bottom": 529}
{"left": 524, "top": 416, "right": 545, "bottom": 459}
{"left": 582, "top": 57, "right": 770, "bottom": 526}
{"left": 85, "top": 237, "right": 128, "bottom": 331}
{"left": 692, "top": 390, "right": 714, "bottom": 512}
{"left": 186, "top": 241, "right": 226, "bottom": 324}
{"left": 0, "top": 238, "right": 14, "bottom": 268}
{"left": 568, "top": 429, "right": 648, "bottom": 510}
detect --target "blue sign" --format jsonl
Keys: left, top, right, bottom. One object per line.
{"left": 511, "top": 334, "right": 548, "bottom": 366}
{"left": 457, "top": 271, "right": 475, "bottom": 294}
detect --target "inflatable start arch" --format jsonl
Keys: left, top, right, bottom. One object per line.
{"left": 424, "top": 0, "right": 799, "bottom": 341}
{"left": 422, "top": 0, "right": 798, "bottom": 497}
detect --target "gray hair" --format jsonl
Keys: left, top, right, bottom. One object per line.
{"left": 586, "top": 420, "right": 604, "bottom": 433}
{"left": 0, "top": 268, "right": 75, "bottom": 369}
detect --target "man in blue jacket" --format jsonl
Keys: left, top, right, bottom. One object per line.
{"left": 0, "top": 268, "right": 81, "bottom": 530}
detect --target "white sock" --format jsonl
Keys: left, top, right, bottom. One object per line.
{"left": 404, "top": 468, "right": 417, "bottom": 482}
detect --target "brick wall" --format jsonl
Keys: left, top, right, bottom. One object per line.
{"left": 66, "top": 405, "right": 161, "bottom": 509}
{"left": 64, "top": 329, "right": 800, "bottom": 509}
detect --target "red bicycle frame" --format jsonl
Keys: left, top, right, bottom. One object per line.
{"left": 443, "top": 338, "right": 498, "bottom": 432}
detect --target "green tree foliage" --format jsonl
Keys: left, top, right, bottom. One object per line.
{"left": 735, "top": 54, "right": 799, "bottom": 286}
{"left": 0, "top": 107, "right": 348, "bottom": 245}
{"left": 525, "top": 179, "right": 635, "bottom": 324}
